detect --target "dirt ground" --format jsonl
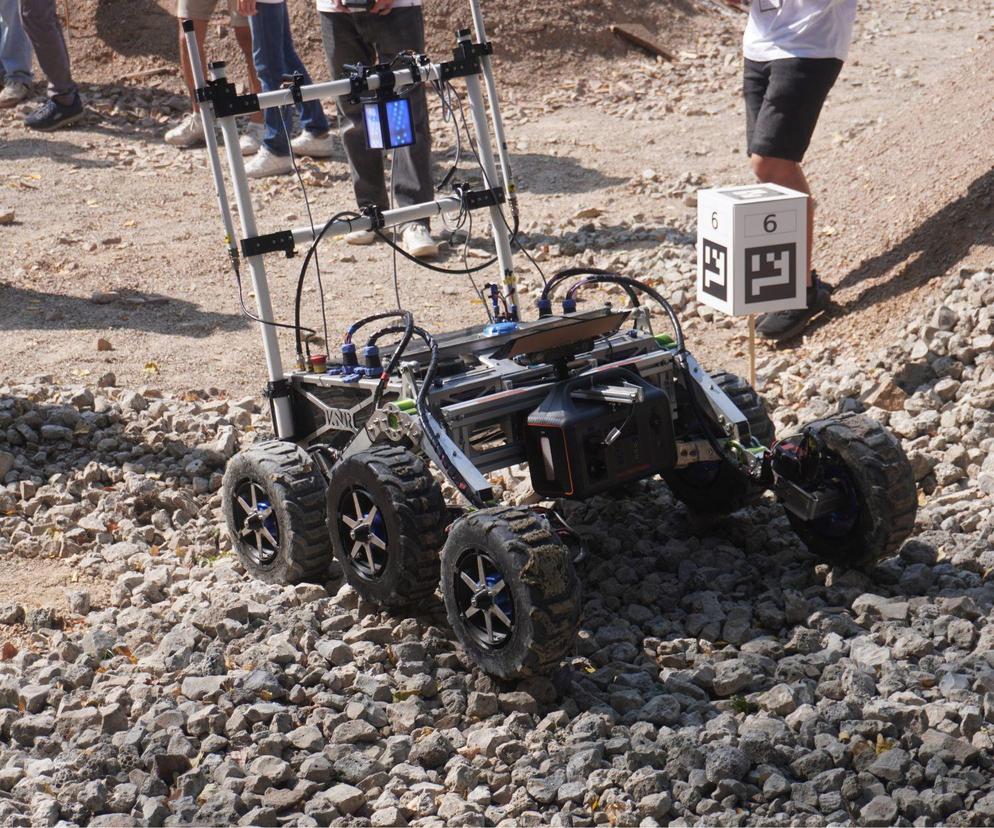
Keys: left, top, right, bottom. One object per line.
{"left": 1, "top": 0, "right": 993, "bottom": 394}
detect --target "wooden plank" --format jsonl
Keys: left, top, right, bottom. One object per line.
{"left": 609, "top": 24, "right": 676, "bottom": 62}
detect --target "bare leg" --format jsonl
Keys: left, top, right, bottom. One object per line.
{"left": 178, "top": 18, "right": 208, "bottom": 112}
{"left": 750, "top": 154, "right": 814, "bottom": 287}
{"left": 234, "top": 24, "right": 264, "bottom": 125}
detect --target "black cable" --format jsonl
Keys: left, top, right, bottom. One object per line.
{"left": 446, "top": 81, "right": 547, "bottom": 288}
{"left": 231, "top": 257, "right": 316, "bottom": 337}
{"left": 345, "top": 310, "right": 414, "bottom": 344}
{"left": 279, "top": 104, "right": 330, "bottom": 349}
{"left": 363, "top": 313, "right": 414, "bottom": 412}
{"left": 560, "top": 273, "right": 683, "bottom": 352}
{"left": 294, "top": 210, "right": 363, "bottom": 358}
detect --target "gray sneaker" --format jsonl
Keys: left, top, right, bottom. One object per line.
{"left": 0, "top": 80, "right": 30, "bottom": 109}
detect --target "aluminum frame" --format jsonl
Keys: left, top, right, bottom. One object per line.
{"left": 183, "top": 1, "right": 518, "bottom": 440}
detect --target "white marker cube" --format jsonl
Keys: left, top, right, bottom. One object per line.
{"left": 696, "top": 184, "right": 809, "bottom": 316}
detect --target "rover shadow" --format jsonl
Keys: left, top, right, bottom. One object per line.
{"left": 0, "top": 284, "right": 246, "bottom": 337}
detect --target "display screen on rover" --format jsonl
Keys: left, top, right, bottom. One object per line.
{"left": 363, "top": 98, "right": 415, "bottom": 150}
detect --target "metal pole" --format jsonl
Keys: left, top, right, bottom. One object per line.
{"left": 181, "top": 21, "right": 239, "bottom": 261}
{"left": 466, "top": 0, "right": 518, "bottom": 216}
{"left": 206, "top": 62, "right": 295, "bottom": 439}
{"left": 748, "top": 314, "right": 757, "bottom": 389}
{"left": 456, "top": 31, "right": 519, "bottom": 320}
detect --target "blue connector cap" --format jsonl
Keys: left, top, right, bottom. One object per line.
{"left": 362, "top": 344, "right": 381, "bottom": 369}
{"left": 341, "top": 342, "right": 358, "bottom": 367}
{"left": 484, "top": 321, "right": 519, "bottom": 337}
{"left": 562, "top": 298, "right": 577, "bottom": 314}
{"left": 536, "top": 298, "right": 552, "bottom": 318}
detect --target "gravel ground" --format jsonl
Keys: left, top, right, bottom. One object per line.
{"left": 1, "top": 264, "right": 993, "bottom": 826}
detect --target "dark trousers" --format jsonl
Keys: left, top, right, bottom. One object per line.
{"left": 19, "top": 0, "right": 76, "bottom": 103}
{"left": 249, "top": 1, "right": 329, "bottom": 156}
{"left": 319, "top": 9, "right": 433, "bottom": 222}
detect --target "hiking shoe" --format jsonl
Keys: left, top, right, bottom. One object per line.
{"left": 239, "top": 121, "right": 265, "bottom": 156}
{"left": 24, "top": 95, "right": 83, "bottom": 131}
{"left": 245, "top": 146, "right": 293, "bottom": 178}
{"left": 165, "top": 112, "right": 205, "bottom": 148}
{"left": 0, "top": 80, "right": 31, "bottom": 109}
{"left": 291, "top": 130, "right": 336, "bottom": 158}
{"left": 346, "top": 229, "right": 377, "bottom": 245}
{"left": 401, "top": 223, "right": 439, "bottom": 259}
{"left": 755, "top": 272, "right": 833, "bottom": 342}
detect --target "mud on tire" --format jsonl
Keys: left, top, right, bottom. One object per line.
{"left": 441, "top": 507, "right": 581, "bottom": 680}
{"left": 221, "top": 441, "right": 331, "bottom": 584}
{"left": 787, "top": 412, "right": 918, "bottom": 569}
{"left": 326, "top": 444, "right": 449, "bottom": 606}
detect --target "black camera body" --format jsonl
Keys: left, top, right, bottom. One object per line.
{"left": 343, "top": 0, "right": 375, "bottom": 9}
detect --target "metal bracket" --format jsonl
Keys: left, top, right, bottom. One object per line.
{"left": 439, "top": 40, "right": 493, "bottom": 82}
{"left": 196, "top": 77, "right": 260, "bottom": 118}
{"left": 459, "top": 185, "right": 505, "bottom": 211}
{"left": 241, "top": 230, "right": 296, "bottom": 259}
{"left": 775, "top": 478, "right": 846, "bottom": 522}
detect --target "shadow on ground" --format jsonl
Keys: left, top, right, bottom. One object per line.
{"left": 0, "top": 284, "right": 246, "bottom": 337}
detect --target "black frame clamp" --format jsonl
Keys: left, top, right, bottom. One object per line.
{"left": 282, "top": 71, "right": 304, "bottom": 106}
{"left": 359, "top": 204, "right": 386, "bottom": 231}
{"left": 439, "top": 40, "right": 493, "bottom": 82}
{"left": 456, "top": 184, "right": 505, "bottom": 211}
{"left": 196, "top": 76, "right": 260, "bottom": 118}
{"left": 241, "top": 230, "right": 296, "bottom": 259}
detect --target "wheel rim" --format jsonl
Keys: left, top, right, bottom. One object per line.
{"left": 812, "top": 460, "right": 860, "bottom": 537}
{"left": 232, "top": 480, "right": 280, "bottom": 565}
{"left": 453, "top": 549, "right": 515, "bottom": 649}
{"left": 336, "top": 487, "right": 389, "bottom": 579}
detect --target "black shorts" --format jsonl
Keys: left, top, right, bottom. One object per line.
{"left": 744, "top": 57, "right": 843, "bottom": 162}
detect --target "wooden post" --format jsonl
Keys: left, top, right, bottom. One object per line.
{"left": 748, "top": 314, "right": 757, "bottom": 389}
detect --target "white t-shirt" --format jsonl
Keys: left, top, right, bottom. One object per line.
{"left": 744, "top": 0, "right": 857, "bottom": 62}
{"left": 315, "top": 0, "right": 421, "bottom": 12}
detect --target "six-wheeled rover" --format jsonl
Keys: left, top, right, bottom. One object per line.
{"left": 185, "top": 2, "right": 918, "bottom": 678}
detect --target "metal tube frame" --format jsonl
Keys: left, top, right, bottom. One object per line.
{"left": 183, "top": 11, "right": 517, "bottom": 439}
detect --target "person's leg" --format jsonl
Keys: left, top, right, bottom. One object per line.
{"left": 746, "top": 57, "right": 842, "bottom": 341}
{"left": 747, "top": 57, "right": 843, "bottom": 287}
{"left": 750, "top": 155, "right": 814, "bottom": 286}
{"left": 365, "top": 7, "right": 433, "bottom": 211}
{"left": 249, "top": 2, "right": 290, "bottom": 155}
{"left": 279, "top": 4, "right": 329, "bottom": 136}
{"left": 18, "top": 0, "right": 76, "bottom": 103}
{"left": 320, "top": 10, "right": 387, "bottom": 210}
{"left": 0, "top": 0, "right": 34, "bottom": 84}
{"left": 227, "top": 0, "right": 263, "bottom": 127}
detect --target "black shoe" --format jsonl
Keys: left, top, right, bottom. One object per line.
{"left": 755, "top": 273, "right": 833, "bottom": 342}
{"left": 24, "top": 94, "right": 84, "bottom": 131}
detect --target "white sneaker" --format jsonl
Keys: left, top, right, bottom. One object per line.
{"left": 0, "top": 80, "right": 30, "bottom": 109}
{"left": 401, "top": 224, "right": 439, "bottom": 259}
{"left": 346, "top": 229, "right": 377, "bottom": 245}
{"left": 164, "top": 113, "right": 205, "bottom": 148}
{"left": 291, "top": 130, "right": 336, "bottom": 158}
{"left": 239, "top": 121, "right": 265, "bottom": 156}
{"left": 245, "top": 146, "right": 293, "bottom": 178}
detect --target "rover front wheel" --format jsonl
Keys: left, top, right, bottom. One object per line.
{"left": 221, "top": 441, "right": 331, "bottom": 584}
{"left": 441, "top": 507, "right": 581, "bottom": 679}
